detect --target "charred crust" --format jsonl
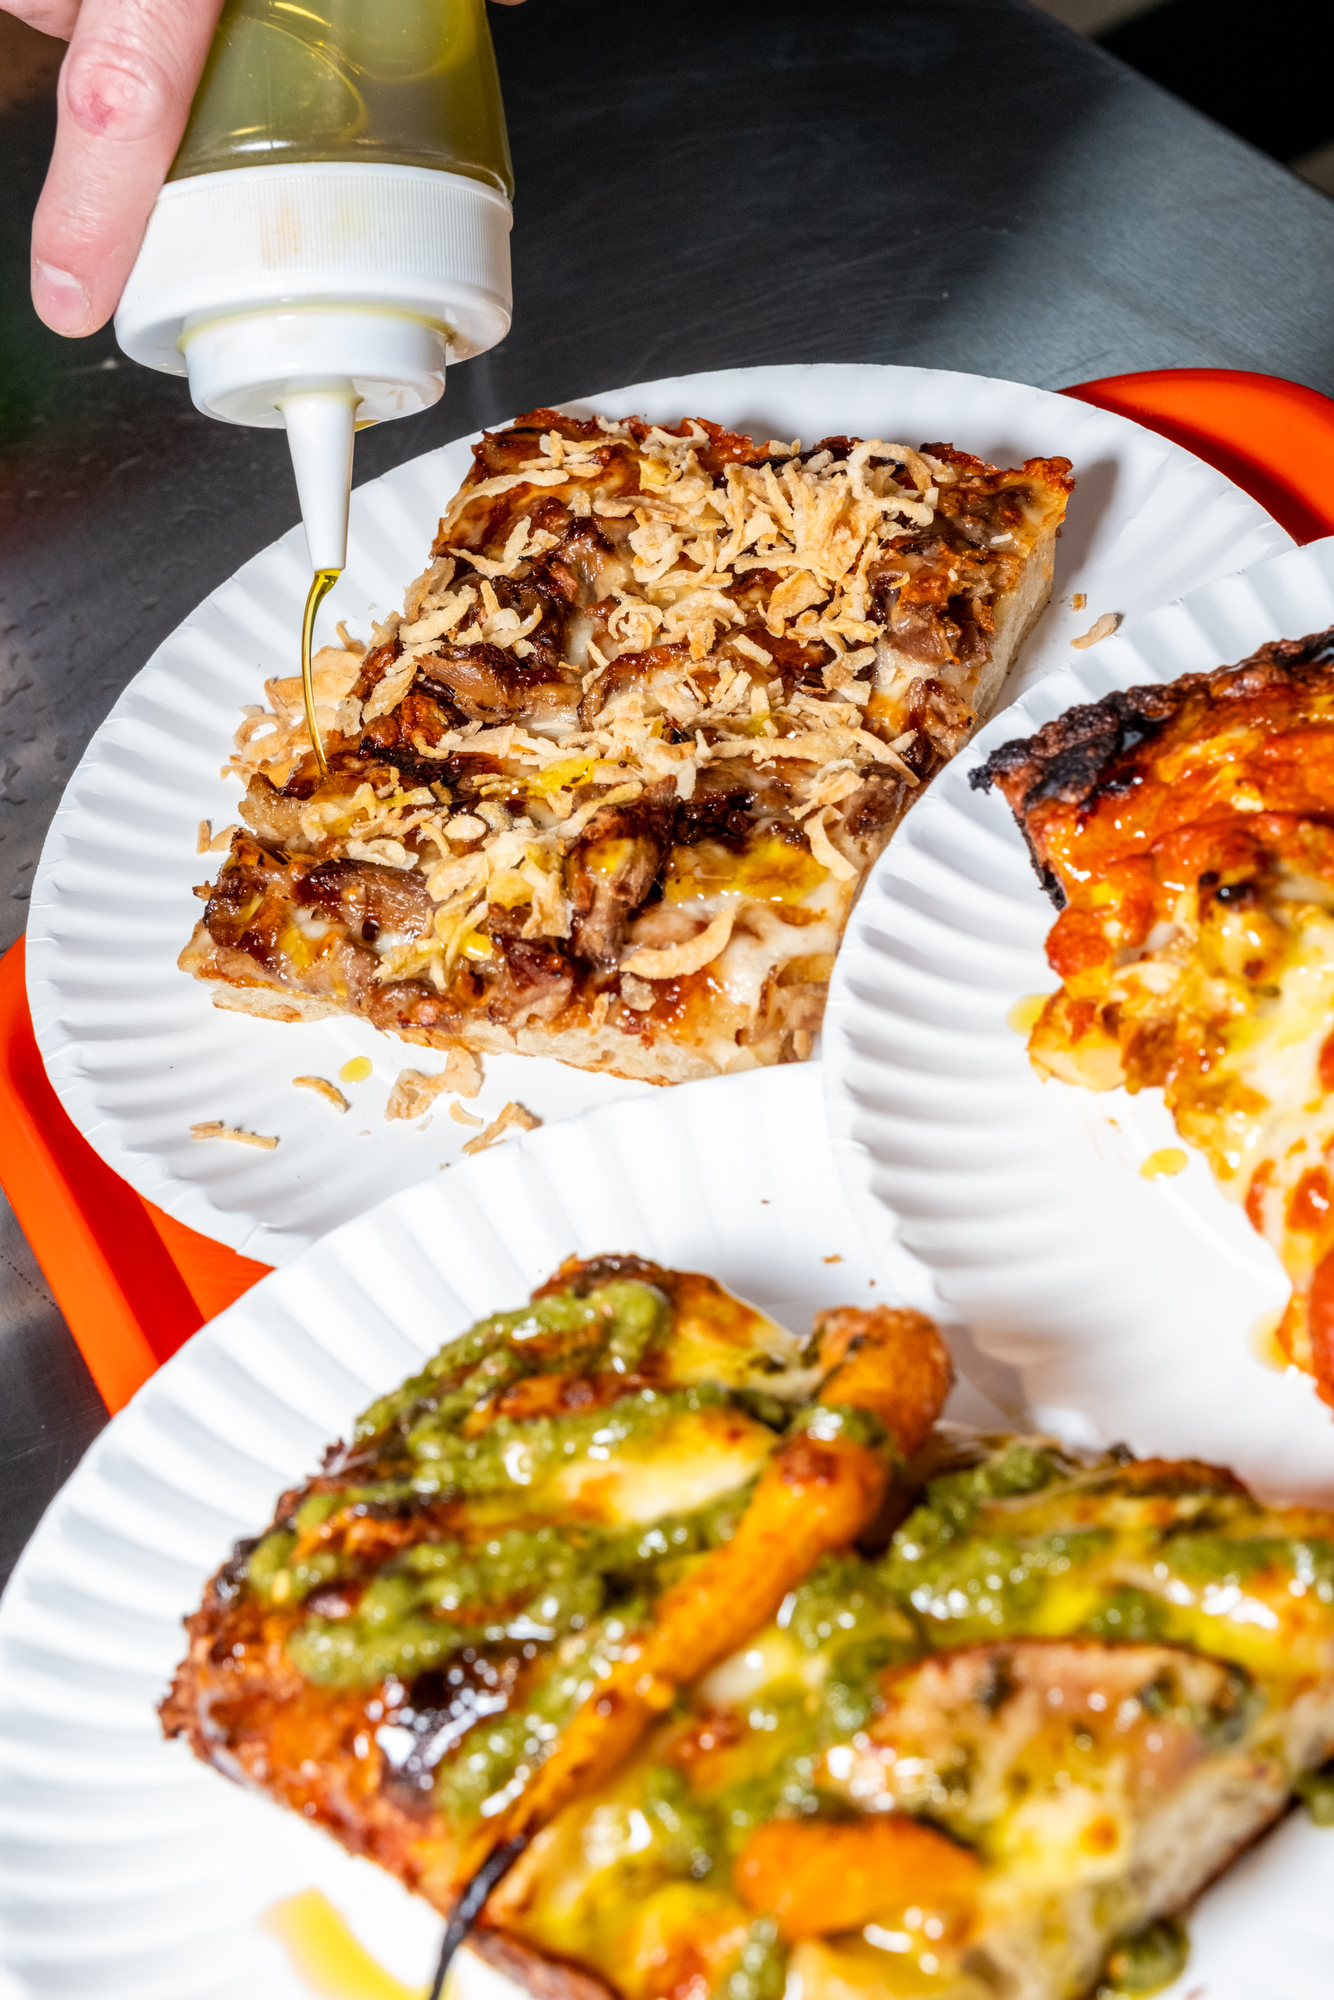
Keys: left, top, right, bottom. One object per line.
{"left": 970, "top": 627, "right": 1334, "bottom": 908}
{"left": 970, "top": 686, "right": 1178, "bottom": 812}
{"left": 212, "top": 1535, "right": 260, "bottom": 1605}
{"left": 974, "top": 625, "right": 1334, "bottom": 815}
{"left": 532, "top": 1253, "right": 675, "bottom": 1300}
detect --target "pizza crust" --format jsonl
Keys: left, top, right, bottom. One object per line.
{"left": 183, "top": 921, "right": 790, "bottom": 1085}
{"left": 974, "top": 624, "right": 1334, "bottom": 1396}
{"left": 469, "top": 1928, "right": 616, "bottom": 2000}
{"left": 185, "top": 414, "right": 1072, "bottom": 1081}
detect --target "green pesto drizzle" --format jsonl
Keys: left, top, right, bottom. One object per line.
{"left": 278, "top": 1485, "right": 755, "bottom": 1690}
{"left": 712, "top": 1920, "right": 786, "bottom": 2000}
{"left": 1296, "top": 1758, "right": 1334, "bottom": 1825}
{"left": 353, "top": 1279, "right": 673, "bottom": 1455}
{"left": 883, "top": 1439, "right": 1334, "bottom": 1652}
{"left": 1095, "top": 1918, "right": 1190, "bottom": 1997}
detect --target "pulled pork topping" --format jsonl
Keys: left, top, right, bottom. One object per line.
{"left": 195, "top": 411, "right": 1070, "bottom": 1068}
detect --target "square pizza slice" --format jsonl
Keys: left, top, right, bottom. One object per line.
{"left": 183, "top": 412, "right": 1071, "bottom": 1081}
{"left": 161, "top": 1255, "right": 952, "bottom": 1914}
{"left": 476, "top": 1437, "right": 1334, "bottom": 2000}
{"left": 975, "top": 626, "right": 1334, "bottom": 1403}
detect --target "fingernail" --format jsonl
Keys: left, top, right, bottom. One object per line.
{"left": 32, "top": 261, "right": 92, "bottom": 336}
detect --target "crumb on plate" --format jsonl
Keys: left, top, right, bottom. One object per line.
{"left": 190, "top": 1120, "right": 278, "bottom": 1150}
{"left": 384, "top": 1068, "right": 450, "bottom": 1121}
{"left": 385, "top": 1049, "right": 485, "bottom": 1121}
{"left": 1071, "top": 611, "right": 1121, "bottom": 650}
{"left": 461, "top": 1101, "right": 542, "bottom": 1156}
{"left": 292, "top": 1075, "right": 349, "bottom": 1113}
{"left": 196, "top": 820, "right": 239, "bottom": 855}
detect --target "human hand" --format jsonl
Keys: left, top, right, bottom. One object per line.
{"left": 11, "top": 0, "right": 529, "bottom": 341}
{"left": 12, "top": 0, "right": 227, "bottom": 337}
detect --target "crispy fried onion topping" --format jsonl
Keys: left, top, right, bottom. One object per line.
{"left": 218, "top": 417, "right": 1062, "bottom": 996}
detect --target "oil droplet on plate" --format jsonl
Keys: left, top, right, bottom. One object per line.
{"left": 262, "top": 1889, "right": 428, "bottom": 1999}
{"left": 1139, "top": 1148, "right": 1188, "bottom": 1180}
{"left": 340, "top": 1056, "right": 374, "bottom": 1084}
{"left": 1007, "top": 993, "right": 1050, "bottom": 1034}
{"left": 1249, "top": 1309, "right": 1291, "bottom": 1372}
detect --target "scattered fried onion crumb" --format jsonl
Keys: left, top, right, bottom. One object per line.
{"left": 1071, "top": 611, "right": 1121, "bottom": 650}
{"left": 621, "top": 907, "right": 736, "bottom": 981}
{"left": 385, "top": 1068, "right": 453, "bottom": 1121}
{"left": 449, "top": 1100, "right": 485, "bottom": 1129}
{"left": 822, "top": 1254, "right": 844, "bottom": 1264}
{"left": 292, "top": 1075, "right": 349, "bottom": 1114}
{"left": 620, "top": 971, "right": 656, "bottom": 1012}
{"left": 804, "top": 807, "right": 857, "bottom": 883}
{"left": 441, "top": 1044, "right": 485, "bottom": 1100}
{"left": 197, "top": 820, "right": 239, "bottom": 854}
{"left": 190, "top": 1120, "right": 278, "bottom": 1150}
{"left": 461, "top": 1100, "right": 542, "bottom": 1155}
{"left": 385, "top": 1047, "right": 485, "bottom": 1121}
{"left": 1072, "top": 592, "right": 1087, "bottom": 611}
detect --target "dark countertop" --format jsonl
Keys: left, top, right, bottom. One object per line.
{"left": 2, "top": 0, "right": 1333, "bottom": 1593}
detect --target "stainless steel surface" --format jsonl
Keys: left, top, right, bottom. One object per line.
{"left": 3, "top": 0, "right": 1334, "bottom": 1591}
{"left": 0, "top": 1199, "right": 102, "bottom": 1589}
{"left": 1031, "top": 0, "right": 1154, "bottom": 35}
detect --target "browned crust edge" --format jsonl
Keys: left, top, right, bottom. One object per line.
{"left": 179, "top": 918, "right": 813, "bottom": 1086}
{"left": 468, "top": 1926, "right": 617, "bottom": 2000}
{"left": 468, "top": 1802, "right": 1295, "bottom": 2000}
{"left": 968, "top": 624, "right": 1334, "bottom": 905}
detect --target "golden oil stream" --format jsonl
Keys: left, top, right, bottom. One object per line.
{"left": 301, "top": 566, "right": 342, "bottom": 779}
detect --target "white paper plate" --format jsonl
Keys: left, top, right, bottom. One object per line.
{"left": 25, "top": 364, "right": 1290, "bottom": 1265}
{"left": 825, "top": 537, "right": 1334, "bottom": 1504}
{"left": 0, "top": 1064, "right": 990, "bottom": 2000}
{"left": 2, "top": 1066, "right": 1329, "bottom": 2000}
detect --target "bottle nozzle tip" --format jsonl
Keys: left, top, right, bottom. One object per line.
{"left": 280, "top": 385, "right": 358, "bottom": 574}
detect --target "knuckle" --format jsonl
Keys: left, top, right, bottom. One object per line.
{"left": 62, "top": 40, "right": 170, "bottom": 141}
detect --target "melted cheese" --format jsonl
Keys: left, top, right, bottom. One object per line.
{"left": 1014, "top": 669, "right": 1334, "bottom": 1391}
{"left": 204, "top": 418, "right": 1069, "bottom": 1082}
{"left": 546, "top": 1404, "right": 776, "bottom": 1525}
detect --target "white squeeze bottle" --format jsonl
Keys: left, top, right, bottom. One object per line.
{"left": 114, "top": 0, "right": 514, "bottom": 767}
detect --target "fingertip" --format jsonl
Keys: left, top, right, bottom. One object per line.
{"left": 32, "top": 258, "right": 97, "bottom": 337}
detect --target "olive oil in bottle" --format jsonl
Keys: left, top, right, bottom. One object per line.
{"left": 116, "top": 0, "right": 514, "bottom": 770}
{"left": 172, "top": 0, "right": 512, "bottom": 192}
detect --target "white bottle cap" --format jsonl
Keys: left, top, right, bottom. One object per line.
{"left": 114, "top": 162, "right": 512, "bottom": 573}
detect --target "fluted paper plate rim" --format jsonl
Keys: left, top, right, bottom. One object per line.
{"left": 24, "top": 363, "right": 1289, "bottom": 1264}
{"left": 825, "top": 534, "right": 1334, "bottom": 1505}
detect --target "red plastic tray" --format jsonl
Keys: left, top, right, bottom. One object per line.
{"left": 4, "top": 368, "right": 1333, "bottom": 1413}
